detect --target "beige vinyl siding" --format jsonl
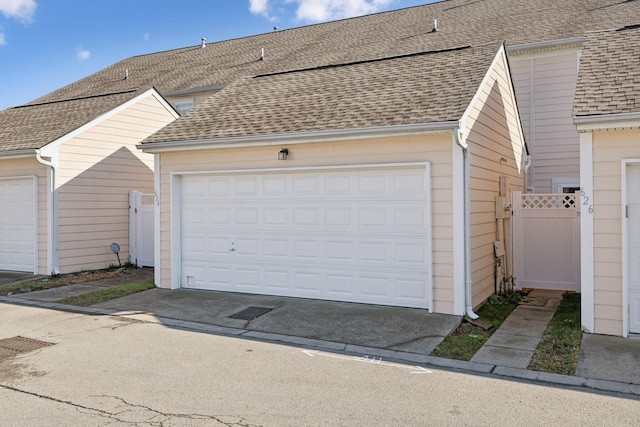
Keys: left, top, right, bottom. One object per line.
{"left": 157, "top": 134, "right": 457, "bottom": 314}
{"left": 0, "top": 158, "right": 48, "bottom": 274}
{"left": 465, "top": 50, "right": 526, "bottom": 307}
{"left": 56, "top": 94, "right": 175, "bottom": 273}
{"left": 510, "top": 49, "right": 580, "bottom": 193}
{"left": 592, "top": 129, "right": 640, "bottom": 335}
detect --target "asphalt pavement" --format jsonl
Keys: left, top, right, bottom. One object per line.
{"left": 1, "top": 269, "right": 639, "bottom": 396}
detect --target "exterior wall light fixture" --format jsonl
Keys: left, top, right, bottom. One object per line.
{"left": 278, "top": 148, "right": 289, "bottom": 160}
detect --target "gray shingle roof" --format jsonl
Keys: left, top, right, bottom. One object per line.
{"left": 2, "top": 0, "right": 640, "bottom": 151}
{"left": 0, "top": 90, "right": 142, "bottom": 152}
{"left": 143, "top": 42, "right": 500, "bottom": 143}
{"left": 574, "top": 24, "right": 640, "bottom": 117}
{"left": 30, "top": 0, "right": 640, "bottom": 106}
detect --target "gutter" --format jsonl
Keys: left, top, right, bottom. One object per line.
{"left": 138, "top": 121, "right": 459, "bottom": 153}
{"left": 455, "top": 125, "right": 479, "bottom": 320}
{"left": 35, "top": 150, "right": 60, "bottom": 275}
{"left": 574, "top": 112, "right": 640, "bottom": 131}
{"left": 0, "top": 149, "right": 38, "bottom": 160}
{"left": 507, "top": 36, "right": 584, "bottom": 56}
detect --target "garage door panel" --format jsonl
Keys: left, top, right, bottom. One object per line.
{"left": 265, "top": 270, "right": 289, "bottom": 291}
{"left": 0, "top": 178, "right": 36, "bottom": 272}
{"left": 293, "top": 271, "right": 322, "bottom": 293}
{"left": 396, "top": 242, "right": 427, "bottom": 263}
{"left": 397, "top": 207, "right": 427, "bottom": 227}
{"left": 397, "top": 278, "right": 428, "bottom": 300}
{"left": 236, "top": 238, "right": 259, "bottom": 256}
{"left": 264, "top": 239, "right": 288, "bottom": 258}
{"left": 325, "top": 175, "right": 351, "bottom": 194}
{"left": 325, "top": 207, "right": 352, "bottom": 226}
{"left": 264, "top": 207, "right": 288, "bottom": 225}
{"left": 235, "top": 177, "right": 258, "bottom": 195}
{"left": 326, "top": 240, "right": 352, "bottom": 260}
{"left": 326, "top": 273, "right": 355, "bottom": 296}
{"left": 180, "top": 166, "right": 431, "bottom": 309}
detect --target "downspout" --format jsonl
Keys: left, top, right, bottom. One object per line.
{"left": 523, "top": 144, "right": 532, "bottom": 193}
{"left": 455, "top": 126, "right": 479, "bottom": 320}
{"left": 35, "top": 150, "right": 60, "bottom": 275}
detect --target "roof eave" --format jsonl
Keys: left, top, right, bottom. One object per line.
{"left": 507, "top": 36, "right": 584, "bottom": 56}
{"left": 138, "top": 121, "right": 460, "bottom": 153}
{"left": 574, "top": 112, "right": 640, "bottom": 132}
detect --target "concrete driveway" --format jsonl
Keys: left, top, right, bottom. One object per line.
{"left": 3, "top": 269, "right": 640, "bottom": 396}
{"left": 0, "top": 271, "right": 38, "bottom": 287}
{"left": 1, "top": 303, "right": 639, "bottom": 426}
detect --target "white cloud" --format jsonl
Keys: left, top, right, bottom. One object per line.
{"left": 296, "top": 0, "right": 394, "bottom": 21}
{"left": 0, "top": 0, "right": 36, "bottom": 23}
{"left": 76, "top": 48, "right": 90, "bottom": 61}
{"left": 249, "top": 0, "right": 269, "bottom": 16}
{"left": 144, "top": 32, "right": 150, "bottom": 42}
{"left": 249, "top": 0, "right": 394, "bottom": 23}
{"left": 0, "top": 32, "right": 5, "bottom": 45}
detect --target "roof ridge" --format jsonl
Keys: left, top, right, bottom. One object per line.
{"left": 254, "top": 45, "right": 473, "bottom": 79}
{"left": 16, "top": 89, "right": 140, "bottom": 109}
{"left": 126, "top": 2, "right": 444, "bottom": 60}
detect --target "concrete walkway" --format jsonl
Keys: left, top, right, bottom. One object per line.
{"left": 471, "top": 289, "right": 562, "bottom": 368}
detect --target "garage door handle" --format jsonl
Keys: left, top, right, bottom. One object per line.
{"left": 229, "top": 248, "right": 235, "bottom": 252}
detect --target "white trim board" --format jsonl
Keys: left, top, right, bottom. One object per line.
{"left": 579, "top": 132, "right": 594, "bottom": 333}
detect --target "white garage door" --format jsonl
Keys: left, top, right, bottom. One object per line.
{"left": 0, "top": 177, "right": 37, "bottom": 272}
{"left": 180, "top": 164, "right": 432, "bottom": 309}
{"left": 627, "top": 164, "right": 640, "bottom": 333}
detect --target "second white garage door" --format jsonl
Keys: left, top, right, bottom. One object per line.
{"left": 179, "top": 164, "right": 432, "bottom": 309}
{"left": 0, "top": 177, "right": 37, "bottom": 272}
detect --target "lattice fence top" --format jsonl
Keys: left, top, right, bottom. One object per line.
{"left": 520, "top": 193, "right": 577, "bottom": 210}
{"left": 141, "top": 194, "right": 155, "bottom": 205}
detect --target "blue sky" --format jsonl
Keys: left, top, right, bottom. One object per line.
{"left": 0, "top": 0, "right": 435, "bottom": 110}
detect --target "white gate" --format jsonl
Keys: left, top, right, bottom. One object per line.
{"left": 129, "top": 191, "right": 154, "bottom": 267}
{"left": 512, "top": 192, "right": 580, "bottom": 291}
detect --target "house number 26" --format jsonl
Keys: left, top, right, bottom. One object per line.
{"left": 580, "top": 187, "right": 594, "bottom": 214}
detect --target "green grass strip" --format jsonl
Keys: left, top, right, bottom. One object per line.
{"left": 431, "top": 292, "right": 520, "bottom": 361}
{"left": 56, "top": 278, "right": 155, "bottom": 307}
{"left": 528, "top": 293, "right": 582, "bottom": 375}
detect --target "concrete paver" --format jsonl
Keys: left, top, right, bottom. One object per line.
{"left": 484, "top": 332, "right": 541, "bottom": 351}
{"left": 471, "top": 346, "right": 535, "bottom": 369}
{"left": 471, "top": 289, "right": 563, "bottom": 368}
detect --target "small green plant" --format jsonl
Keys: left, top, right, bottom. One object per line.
{"left": 499, "top": 275, "right": 516, "bottom": 295}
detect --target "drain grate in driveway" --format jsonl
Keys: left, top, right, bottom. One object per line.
{"left": 229, "top": 307, "right": 272, "bottom": 320}
{"left": 0, "top": 336, "right": 54, "bottom": 360}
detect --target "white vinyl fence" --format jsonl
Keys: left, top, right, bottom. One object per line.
{"left": 512, "top": 191, "right": 580, "bottom": 291}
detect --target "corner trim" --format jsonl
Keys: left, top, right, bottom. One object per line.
{"left": 580, "top": 132, "right": 594, "bottom": 333}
